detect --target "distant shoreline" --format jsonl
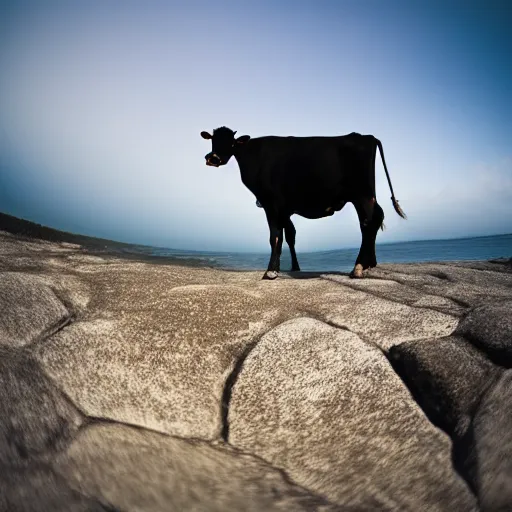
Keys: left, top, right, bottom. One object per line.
{"left": 0, "top": 211, "right": 214, "bottom": 268}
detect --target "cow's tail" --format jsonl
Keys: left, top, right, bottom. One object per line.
{"left": 376, "top": 139, "right": 407, "bottom": 220}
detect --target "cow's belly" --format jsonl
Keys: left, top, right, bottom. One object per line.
{"left": 284, "top": 174, "right": 348, "bottom": 219}
{"left": 294, "top": 201, "right": 347, "bottom": 219}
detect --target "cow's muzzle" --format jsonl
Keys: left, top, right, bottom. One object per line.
{"left": 205, "top": 153, "right": 222, "bottom": 167}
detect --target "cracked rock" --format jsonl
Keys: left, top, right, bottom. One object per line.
{"left": 332, "top": 275, "right": 466, "bottom": 316}
{"left": 228, "top": 317, "right": 476, "bottom": 510}
{"left": 0, "top": 346, "right": 83, "bottom": 468}
{"left": 54, "top": 423, "right": 336, "bottom": 512}
{"left": 467, "top": 370, "right": 512, "bottom": 512}
{"left": 2, "top": 224, "right": 511, "bottom": 510}
{"left": 456, "top": 301, "right": 512, "bottom": 367}
{"left": 388, "top": 336, "right": 498, "bottom": 438}
{"left": 366, "top": 263, "right": 512, "bottom": 309}
{"left": 0, "top": 272, "right": 70, "bottom": 347}
{"left": 317, "top": 277, "right": 458, "bottom": 349}
{"left": 34, "top": 283, "right": 276, "bottom": 440}
{"left": 0, "top": 464, "right": 112, "bottom": 512}
{"left": 389, "top": 337, "right": 512, "bottom": 510}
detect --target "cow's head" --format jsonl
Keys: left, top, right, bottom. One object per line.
{"left": 201, "top": 126, "right": 250, "bottom": 167}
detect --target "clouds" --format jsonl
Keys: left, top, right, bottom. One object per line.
{"left": 0, "top": 1, "right": 510, "bottom": 251}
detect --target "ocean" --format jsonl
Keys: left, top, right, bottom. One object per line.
{"left": 137, "top": 234, "right": 512, "bottom": 273}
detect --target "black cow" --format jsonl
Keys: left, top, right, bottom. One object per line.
{"left": 201, "top": 126, "right": 406, "bottom": 279}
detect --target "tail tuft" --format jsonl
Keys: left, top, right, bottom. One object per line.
{"left": 377, "top": 139, "right": 407, "bottom": 221}
{"left": 392, "top": 197, "right": 407, "bottom": 219}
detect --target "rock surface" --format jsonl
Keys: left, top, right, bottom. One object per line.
{"left": 55, "top": 423, "right": 334, "bottom": 512}
{"left": 456, "top": 301, "right": 512, "bottom": 367}
{"left": 0, "top": 273, "right": 70, "bottom": 348}
{"left": 389, "top": 337, "right": 512, "bottom": 512}
{"left": 0, "top": 346, "right": 83, "bottom": 468}
{"left": 0, "top": 466, "right": 110, "bottom": 512}
{"left": 467, "top": 370, "right": 512, "bottom": 512}
{"left": 229, "top": 318, "right": 474, "bottom": 510}
{"left": 388, "top": 336, "right": 498, "bottom": 437}
{"left": 1, "top": 226, "right": 511, "bottom": 510}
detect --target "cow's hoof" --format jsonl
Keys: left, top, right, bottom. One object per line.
{"left": 350, "top": 264, "right": 364, "bottom": 279}
{"left": 262, "top": 271, "right": 279, "bottom": 280}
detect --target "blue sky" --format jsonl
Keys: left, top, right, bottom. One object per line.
{"left": 0, "top": 0, "right": 510, "bottom": 251}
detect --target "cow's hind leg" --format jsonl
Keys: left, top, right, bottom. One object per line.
{"left": 263, "top": 210, "right": 283, "bottom": 280}
{"left": 284, "top": 218, "right": 300, "bottom": 271}
{"left": 351, "top": 198, "right": 384, "bottom": 278}
{"left": 275, "top": 229, "right": 283, "bottom": 272}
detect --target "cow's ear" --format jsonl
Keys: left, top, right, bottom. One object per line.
{"left": 235, "top": 135, "right": 251, "bottom": 145}
{"left": 201, "top": 131, "right": 212, "bottom": 140}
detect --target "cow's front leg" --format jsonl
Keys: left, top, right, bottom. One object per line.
{"left": 263, "top": 211, "right": 283, "bottom": 280}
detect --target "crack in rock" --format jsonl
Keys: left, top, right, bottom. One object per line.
{"left": 226, "top": 317, "right": 477, "bottom": 510}
{"left": 0, "top": 347, "right": 84, "bottom": 468}
{"left": 220, "top": 316, "right": 388, "bottom": 444}
{"left": 0, "top": 273, "right": 72, "bottom": 348}
{"left": 386, "top": 335, "right": 508, "bottom": 507}
{"left": 321, "top": 273, "right": 465, "bottom": 316}
{"left": 31, "top": 313, "right": 75, "bottom": 348}
{"left": 221, "top": 341, "right": 260, "bottom": 442}
{"left": 53, "top": 421, "right": 337, "bottom": 512}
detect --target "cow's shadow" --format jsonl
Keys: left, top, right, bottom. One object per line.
{"left": 280, "top": 271, "right": 349, "bottom": 280}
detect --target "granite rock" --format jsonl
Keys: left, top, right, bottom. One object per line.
{"left": 228, "top": 318, "right": 476, "bottom": 510}
{"left": 0, "top": 346, "right": 83, "bottom": 468}
{"left": 1, "top": 226, "right": 511, "bottom": 511}
{"left": 456, "top": 301, "right": 512, "bottom": 367}
{"left": 469, "top": 370, "right": 512, "bottom": 512}
{"left": 54, "top": 423, "right": 336, "bottom": 512}
{"left": 0, "top": 272, "right": 70, "bottom": 348}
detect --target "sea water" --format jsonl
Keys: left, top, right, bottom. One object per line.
{"left": 145, "top": 234, "right": 512, "bottom": 273}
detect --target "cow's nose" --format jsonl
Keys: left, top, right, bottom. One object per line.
{"left": 206, "top": 153, "right": 221, "bottom": 166}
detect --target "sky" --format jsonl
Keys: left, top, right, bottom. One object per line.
{"left": 0, "top": 0, "right": 511, "bottom": 252}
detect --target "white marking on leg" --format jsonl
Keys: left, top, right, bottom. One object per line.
{"left": 352, "top": 264, "right": 363, "bottom": 278}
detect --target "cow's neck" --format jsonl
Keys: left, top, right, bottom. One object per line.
{"left": 233, "top": 151, "right": 258, "bottom": 194}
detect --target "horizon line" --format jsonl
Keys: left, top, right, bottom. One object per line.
{"left": 2, "top": 210, "right": 509, "bottom": 256}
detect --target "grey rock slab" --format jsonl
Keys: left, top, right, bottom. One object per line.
{"left": 442, "top": 259, "right": 512, "bottom": 275}
{"left": 0, "top": 346, "right": 83, "bottom": 468}
{"left": 379, "top": 336, "right": 512, "bottom": 509}
{"left": 54, "top": 423, "right": 336, "bottom": 512}
{"left": 388, "top": 336, "right": 499, "bottom": 438}
{"left": 228, "top": 317, "right": 476, "bottom": 510}
{"left": 318, "top": 276, "right": 458, "bottom": 349}
{"left": 369, "top": 263, "right": 512, "bottom": 309}
{"left": 34, "top": 265, "right": 362, "bottom": 440}
{"left": 0, "top": 464, "right": 110, "bottom": 512}
{"left": 0, "top": 272, "right": 70, "bottom": 348}
{"left": 327, "top": 275, "right": 466, "bottom": 316}
{"left": 35, "top": 285, "right": 281, "bottom": 439}
{"left": 471, "top": 370, "right": 512, "bottom": 512}
{"left": 37, "top": 272, "right": 91, "bottom": 315}
{"left": 456, "top": 301, "right": 512, "bottom": 367}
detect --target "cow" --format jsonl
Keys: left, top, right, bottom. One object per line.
{"left": 201, "top": 126, "right": 406, "bottom": 280}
